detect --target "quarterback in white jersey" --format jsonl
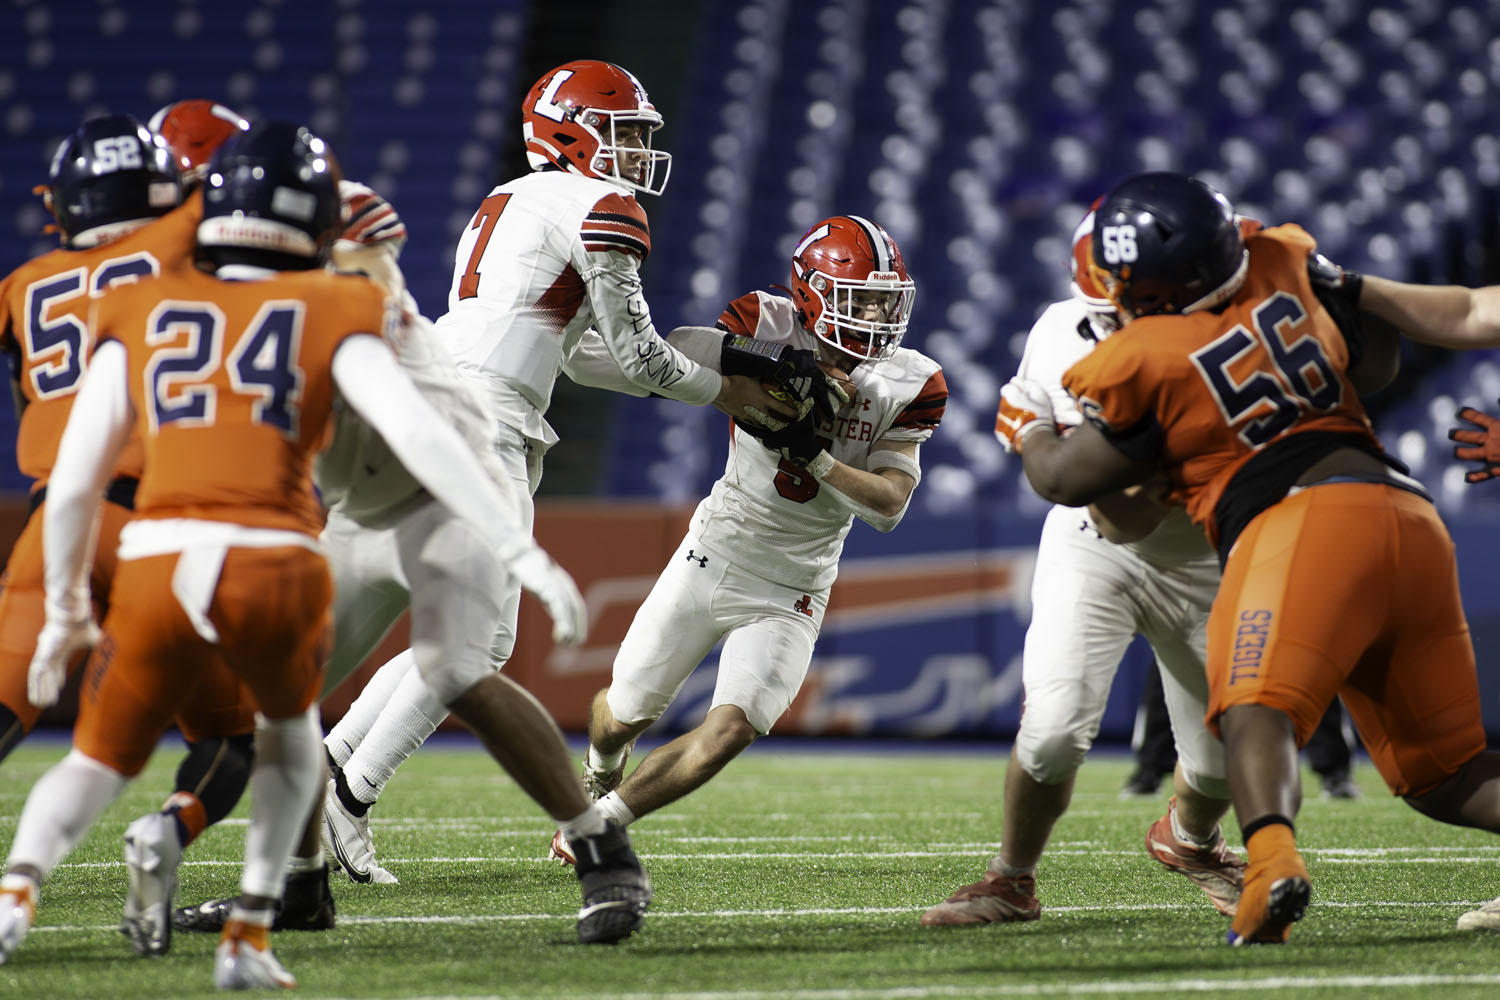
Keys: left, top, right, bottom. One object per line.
{"left": 545, "top": 215, "right": 946, "bottom": 861}
{"left": 922, "top": 208, "right": 1245, "bottom": 928}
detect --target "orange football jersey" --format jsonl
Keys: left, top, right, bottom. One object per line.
{"left": 90, "top": 266, "right": 388, "bottom": 536}
{"left": 1062, "top": 224, "right": 1381, "bottom": 542}
{"left": 0, "top": 193, "right": 202, "bottom": 485}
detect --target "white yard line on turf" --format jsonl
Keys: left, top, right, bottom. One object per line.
{"left": 32, "top": 897, "right": 1484, "bottom": 937}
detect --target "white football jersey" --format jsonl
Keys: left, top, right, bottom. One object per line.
{"left": 433, "top": 170, "right": 720, "bottom": 447}
{"left": 692, "top": 291, "right": 946, "bottom": 592}
{"left": 317, "top": 298, "right": 515, "bottom": 529}
{"left": 1017, "top": 298, "right": 1212, "bottom": 564}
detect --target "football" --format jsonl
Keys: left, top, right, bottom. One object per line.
{"left": 819, "top": 360, "right": 857, "bottom": 411}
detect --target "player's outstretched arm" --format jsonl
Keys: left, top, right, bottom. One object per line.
{"left": 331, "top": 334, "right": 588, "bottom": 644}
{"left": 1021, "top": 420, "right": 1158, "bottom": 509}
{"left": 1361, "top": 275, "right": 1500, "bottom": 350}
{"left": 32, "top": 341, "right": 133, "bottom": 705}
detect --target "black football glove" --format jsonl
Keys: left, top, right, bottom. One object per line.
{"left": 1307, "top": 252, "right": 1363, "bottom": 303}
{"left": 1450, "top": 404, "right": 1500, "bottom": 483}
{"left": 720, "top": 334, "right": 842, "bottom": 425}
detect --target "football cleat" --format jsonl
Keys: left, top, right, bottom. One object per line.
{"left": 920, "top": 866, "right": 1041, "bottom": 926}
{"left": 214, "top": 920, "right": 296, "bottom": 990}
{"left": 1319, "top": 770, "right": 1362, "bottom": 800}
{"left": 173, "top": 866, "right": 336, "bottom": 934}
{"left": 548, "top": 829, "right": 577, "bottom": 866}
{"left": 1457, "top": 895, "right": 1500, "bottom": 931}
{"left": 0, "top": 880, "right": 37, "bottom": 965}
{"left": 572, "top": 825, "right": 652, "bottom": 944}
{"left": 1226, "top": 848, "right": 1310, "bottom": 945}
{"left": 1145, "top": 804, "right": 1245, "bottom": 917}
{"left": 121, "top": 811, "right": 183, "bottom": 956}
{"left": 581, "top": 744, "right": 633, "bottom": 802}
{"left": 322, "top": 776, "right": 398, "bottom": 885}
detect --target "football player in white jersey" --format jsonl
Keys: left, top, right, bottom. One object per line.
{"left": 542, "top": 214, "right": 947, "bottom": 859}
{"left": 306, "top": 60, "right": 810, "bottom": 891}
{"left": 920, "top": 207, "right": 1246, "bottom": 927}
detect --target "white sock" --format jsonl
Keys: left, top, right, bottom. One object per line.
{"left": 228, "top": 903, "right": 274, "bottom": 928}
{"left": 242, "top": 709, "right": 323, "bottom": 900}
{"left": 1170, "top": 804, "right": 1218, "bottom": 850}
{"left": 988, "top": 855, "right": 1035, "bottom": 879}
{"left": 558, "top": 804, "right": 609, "bottom": 842}
{"left": 325, "top": 649, "right": 419, "bottom": 767}
{"left": 286, "top": 851, "right": 325, "bottom": 875}
{"left": 594, "top": 791, "right": 636, "bottom": 829}
{"left": 343, "top": 660, "right": 447, "bottom": 805}
{"left": 7, "top": 750, "right": 127, "bottom": 877}
{"left": 586, "top": 743, "right": 627, "bottom": 774}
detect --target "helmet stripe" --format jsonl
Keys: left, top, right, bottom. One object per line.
{"left": 846, "top": 215, "right": 890, "bottom": 272}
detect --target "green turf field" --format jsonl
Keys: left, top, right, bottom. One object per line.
{"left": 1, "top": 738, "right": 1498, "bottom": 999}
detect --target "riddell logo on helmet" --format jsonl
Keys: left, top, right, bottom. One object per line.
{"left": 869, "top": 272, "right": 900, "bottom": 282}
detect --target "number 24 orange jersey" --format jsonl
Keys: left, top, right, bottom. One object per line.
{"left": 1061, "top": 224, "right": 1382, "bottom": 543}
{"left": 90, "top": 266, "right": 388, "bottom": 536}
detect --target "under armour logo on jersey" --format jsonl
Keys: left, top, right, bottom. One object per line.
{"left": 686, "top": 550, "right": 708, "bottom": 567}
{"left": 1078, "top": 520, "right": 1103, "bottom": 540}
{"left": 793, "top": 594, "right": 813, "bottom": 616}
{"left": 862, "top": 398, "right": 872, "bottom": 412}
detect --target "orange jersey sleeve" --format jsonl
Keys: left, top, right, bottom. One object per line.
{"left": 1062, "top": 224, "right": 1380, "bottom": 539}
{"left": 0, "top": 195, "right": 201, "bottom": 485}
{"left": 93, "top": 267, "right": 387, "bottom": 535}
{"left": 581, "top": 192, "right": 651, "bottom": 260}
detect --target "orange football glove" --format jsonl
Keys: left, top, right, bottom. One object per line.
{"left": 1451, "top": 405, "right": 1500, "bottom": 483}
{"left": 993, "top": 377, "right": 1056, "bottom": 454}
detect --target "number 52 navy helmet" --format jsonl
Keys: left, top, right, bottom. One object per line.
{"left": 44, "top": 113, "right": 182, "bottom": 248}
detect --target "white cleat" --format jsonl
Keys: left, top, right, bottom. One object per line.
{"left": 322, "top": 777, "right": 398, "bottom": 885}
{"left": 1458, "top": 895, "right": 1500, "bottom": 931}
{"left": 0, "top": 880, "right": 37, "bottom": 965}
{"left": 122, "top": 811, "right": 183, "bottom": 956}
{"left": 214, "top": 922, "right": 296, "bottom": 990}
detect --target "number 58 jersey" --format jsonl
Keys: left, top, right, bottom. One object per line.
{"left": 1061, "top": 224, "right": 1382, "bottom": 547}
{"left": 91, "top": 266, "right": 388, "bottom": 535}
{"left": 693, "top": 291, "right": 946, "bottom": 593}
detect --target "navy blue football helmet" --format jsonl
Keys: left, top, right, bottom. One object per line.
{"left": 46, "top": 114, "right": 182, "bottom": 247}
{"left": 1088, "top": 172, "right": 1248, "bottom": 319}
{"left": 198, "top": 120, "right": 343, "bottom": 268}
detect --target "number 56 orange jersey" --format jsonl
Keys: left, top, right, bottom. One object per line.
{"left": 90, "top": 265, "right": 388, "bottom": 536}
{"left": 1061, "top": 224, "right": 1382, "bottom": 547}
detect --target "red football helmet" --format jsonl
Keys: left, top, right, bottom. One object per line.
{"left": 522, "top": 60, "right": 670, "bottom": 196}
{"left": 790, "top": 216, "right": 915, "bottom": 363}
{"left": 1069, "top": 199, "right": 1121, "bottom": 340}
{"left": 147, "top": 99, "right": 249, "bottom": 186}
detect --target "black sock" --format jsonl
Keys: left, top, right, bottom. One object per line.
{"left": 333, "top": 764, "right": 371, "bottom": 817}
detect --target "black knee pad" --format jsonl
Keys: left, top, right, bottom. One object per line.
{"left": 175, "top": 732, "right": 256, "bottom": 826}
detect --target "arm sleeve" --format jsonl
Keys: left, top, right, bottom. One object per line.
{"left": 560, "top": 328, "right": 652, "bottom": 396}
{"left": 573, "top": 193, "right": 720, "bottom": 406}
{"left": 43, "top": 339, "right": 134, "bottom": 619}
{"left": 332, "top": 334, "right": 536, "bottom": 562}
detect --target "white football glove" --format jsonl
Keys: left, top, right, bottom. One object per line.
{"left": 506, "top": 546, "right": 589, "bottom": 646}
{"left": 28, "top": 614, "right": 101, "bottom": 708}
{"left": 993, "top": 376, "right": 1057, "bottom": 454}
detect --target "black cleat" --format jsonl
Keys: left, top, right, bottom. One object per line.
{"left": 171, "top": 865, "right": 336, "bottom": 933}
{"left": 572, "top": 825, "right": 651, "bottom": 945}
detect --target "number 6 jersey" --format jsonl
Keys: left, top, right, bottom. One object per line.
{"left": 697, "top": 290, "right": 946, "bottom": 592}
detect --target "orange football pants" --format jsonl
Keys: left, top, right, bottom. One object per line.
{"left": 74, "top": 545, "right": 331, "bottom": 777}
{"left": 0, "top": 497, "right": 131, "bottom": 731}
{"left": 1207, "top": 482, "right": 1485, "bottom": 797}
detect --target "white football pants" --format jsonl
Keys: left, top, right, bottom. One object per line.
{"left": 1014, "top": 505, "right": 1229, "bottom": 799}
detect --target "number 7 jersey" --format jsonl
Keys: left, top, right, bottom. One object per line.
{"left": 1060, "top": 224, "right": 1382, "bottom": 546}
